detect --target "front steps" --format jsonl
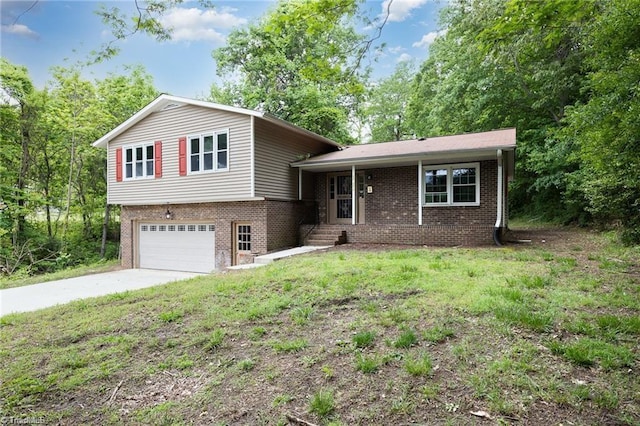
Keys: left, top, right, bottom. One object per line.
{"left": 304, "top": 225, "right": 347, "bottom": 246}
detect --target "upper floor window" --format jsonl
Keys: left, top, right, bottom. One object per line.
{"left": 124, "top": 144, "right": 154, "bottom": 179}
{"left": 188, "top": 130, "right": 229, "bottom": 174}
{"left": 424, "top": 162, "right": 480, "bottom": 206}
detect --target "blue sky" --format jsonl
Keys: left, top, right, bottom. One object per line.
{"left": 1, "top": 0, "right": 445, "bottom": 98}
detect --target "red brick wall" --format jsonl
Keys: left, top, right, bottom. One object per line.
{"left": 120, "top": 200, "right": 313, "bottom": 270}
{"left": 266, "top": 200, "right": 309, "bottom": 251}
{"left": 307, "top": 160, "right": 500, "bottom": 246}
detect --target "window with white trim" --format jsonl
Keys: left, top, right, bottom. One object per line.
{"left": 188, "top": 130, "right": 229, "bottom": 173}
{"left": 424, "top": 163, "right": 480, "bottom": 206}
{"left": 124, "top": 144, "right": 154, "bottom": 179}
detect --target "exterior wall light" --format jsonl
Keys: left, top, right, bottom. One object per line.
{"left": 165, "top": 208, "right": 173, "bottom": 220}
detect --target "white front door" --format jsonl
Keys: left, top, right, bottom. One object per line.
{"left": 138, "top": 223, "right": 215, "bottom": 273}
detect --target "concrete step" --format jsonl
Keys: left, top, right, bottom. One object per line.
{"left": 308, "top": 232, "right": 341, "bottom": 238}
{"left": 306, "top": 238, "right": 338, "bottom": 246}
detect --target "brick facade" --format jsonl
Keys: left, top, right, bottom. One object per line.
{"left": 120, "top": 200, "right": 310, "bottom": 270}
{"left": 302, "top": 160, "right": 501, "bottom": 246}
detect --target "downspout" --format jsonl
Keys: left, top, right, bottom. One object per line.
{"left": 493, "top": 149, "right": 503, "bottom": 246}
{"left": 418, "top": 160, "right": 423, "bottom": 226}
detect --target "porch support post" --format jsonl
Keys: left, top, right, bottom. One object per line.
{"left": 418, "top": 160, "right": 423, "bottom": 226}
{"left": 298, "top": 168, "right": 302, "bottom": 201}
{"left": 351, "top": 165, "right": 356, "bottom": 225}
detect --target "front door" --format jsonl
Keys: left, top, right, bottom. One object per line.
{"left": 328, "top": 173, "right": 365, "bottom": 224}
{"left": 232, "top": 222, "right": 252, "bottom": 266}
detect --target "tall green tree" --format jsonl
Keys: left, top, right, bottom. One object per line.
{"left": 0, "top": 58, "right": 44, "bottom": 246}
{"left": 560, "top": 0, "right": 640, "bottom": 242}
{"left": 210, "top": 0, "right": 370, "bottom": 144}
{"left": 408, "top": 0, "right": 594, "bottom": 221}
{"left": 365, "top": 61, "right": 416, "bottom": 142}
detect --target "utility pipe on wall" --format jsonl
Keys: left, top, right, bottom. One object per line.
{"left": 493, "top": 149, "right": 503, "bottom": 246}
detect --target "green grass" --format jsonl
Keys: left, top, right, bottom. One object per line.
{"left": 352, "top": 331, "right": 376, "bottom": 349}
{"left": 548, "top": 338, "right": 635, "bottom": 369}
{"left": 0, "top": 259, "right": 120, "bottom": 289}
{"left": 1, "top": 229, "right": 638, "bottom": 424}
{"left": 404, "top": 352, "right": 433, "bottom": 376}
{"left": 355, "top": 353, "right": 380, "bottom": 373}
{"left": 309, "top": 388, "right": 335, "bottom": 418}
{"left": 393, "top": 329, "right": 419, "bottom": 348}
{"left": 423, "top": 325, "right": 455, "bottom": 343}
{"left": 270, "top": 338, "right": 308, "bottom": 353}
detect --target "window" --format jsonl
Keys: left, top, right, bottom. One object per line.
{"left": 124, "top": 144, "right": 154, "bottom": 179}
{"left": 424, "top": 163, "right": 480, "bottom": 206}
{"left": 237, "top": 225, "right": 251, "bottom": 252}
{"left": 188, "top": 130, "right": 229, "bottom": 173}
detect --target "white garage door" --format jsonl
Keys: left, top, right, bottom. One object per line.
{"left": 139, "top": 223, "right": 215, "bottom": 273}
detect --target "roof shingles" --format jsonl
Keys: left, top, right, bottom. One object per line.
{"left": 292, "top": 128, "right": 516, "bottom": 166}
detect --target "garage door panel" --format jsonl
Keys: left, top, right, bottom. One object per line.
{"left": 139, "top": 223, "right": 215, "bottom": 273}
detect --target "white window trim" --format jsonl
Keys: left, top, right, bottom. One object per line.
{"left": 424, "top": 162, "right": 480, "bottom": 207}
{"left": 187, "top": 129, "right": 230, "bottom": 175}
{"left": 123, "top": 143, "right": 155, "bottom": 180}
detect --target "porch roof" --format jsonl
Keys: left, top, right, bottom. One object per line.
{"left": 291, "top": 128, "right": 516, "bottom": 171}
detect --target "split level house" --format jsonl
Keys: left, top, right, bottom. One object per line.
{"left": 93, "top": 94, "right": 516, "bottom": 273}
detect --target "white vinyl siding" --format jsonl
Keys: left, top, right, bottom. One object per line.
{"left": 254, "top": 119, "right": 332, "bottom": 200}
{"left": 108, "top": 105, "right": 252, "bottom": 205}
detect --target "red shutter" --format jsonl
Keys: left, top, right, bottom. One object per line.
{"left": 178, "top": 137, "right": 187, "bottom": 176}
{"left": 115, "top": 148, "right": 123, "bottom": 182}
{"left": 154, "top": 140, "right": 162, "bottom": 178}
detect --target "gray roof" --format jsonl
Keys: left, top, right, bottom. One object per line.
{"left": 292, "top": 128, "right": 516, "bottom": 169}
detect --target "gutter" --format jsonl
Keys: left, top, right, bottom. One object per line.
{"left": 493, "top": 149, "right": 503, "bottom": 246}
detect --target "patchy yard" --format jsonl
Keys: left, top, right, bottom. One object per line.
{"left": 1, "top": 228, "right": 638, "bottom": 425}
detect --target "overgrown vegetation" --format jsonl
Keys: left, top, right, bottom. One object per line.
{"left": 1, "top": 230, "right": 638, "bottom": 424}
{"left": 1, "top": 60, "right": 157, "bottom": 277}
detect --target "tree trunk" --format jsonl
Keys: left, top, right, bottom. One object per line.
{"left": 63, "top": 132, "right": 75, "bottom": 240}
{"left": 100, "top": 203, "right": 111, "bottom": 259}
{"left": 15, "top": 103, "right": 30, "bottom": 246}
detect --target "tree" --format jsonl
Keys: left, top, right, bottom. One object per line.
{"left": 365, "top": 61, "right": 416, "bottom": 142}
{"left": 560, "top": 0, "right": 640, "bottom": 242}
{"left": 407, "top": 0, "right": 594, "bottom": 222}
{"left": 0, "top": 58, "right": 42, "bottom": 245}
{"left": 210, "top": 0, "right": 371, "bottom": 144}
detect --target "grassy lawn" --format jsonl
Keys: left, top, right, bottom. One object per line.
{"left": 0, "top": 259, "right": 121, "bottom": 290}
{"left": 1, "top": 229, "right": 638, "bottom": 425}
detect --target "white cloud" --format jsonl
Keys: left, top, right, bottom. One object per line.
{"left": 160, "top": 7, "right": 247, "bottom": 43}
{"left": 1, "top": 23, "right": 38, "bottom": 39}
{"left": 412, "top": 29, "right": 447, "bottom": 48}
{"left": 381, "top": 0, "right": 429, "bottom": 22}
{"left": 388, "top": 46, "right": 406, "bottom": 55}
{"left": 397, "top": 53, "right": 413, "bottom": 63}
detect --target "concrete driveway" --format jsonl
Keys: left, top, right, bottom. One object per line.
{"left": 0, "top": 269, "right": 201, "bottom": 316}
